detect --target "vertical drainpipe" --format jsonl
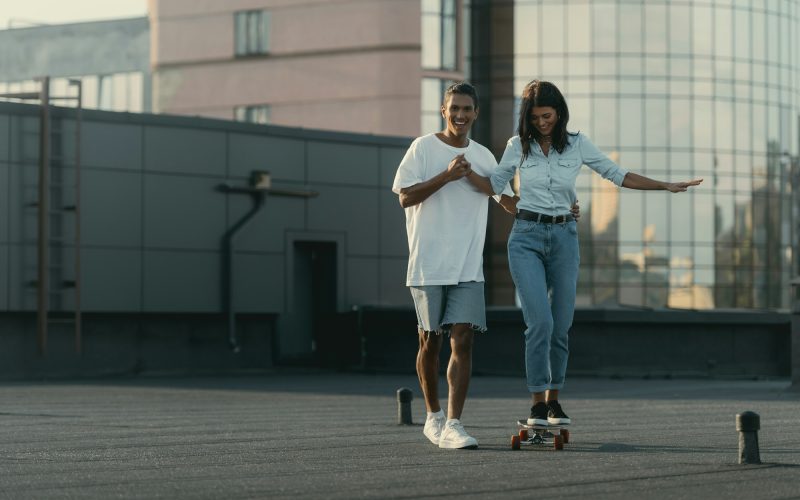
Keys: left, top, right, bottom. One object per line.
{"left": 218, "top": 172, "right": 317, "bottom": 354}
{"left": 219, "top": 185, "right": 267, "bottom": 353}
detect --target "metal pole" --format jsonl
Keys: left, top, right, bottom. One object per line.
{"left": 37, "top": 77, "right": 50, "bottom": 357}
{"left": 71, "top": 79, "right": 83, "bottom": 354}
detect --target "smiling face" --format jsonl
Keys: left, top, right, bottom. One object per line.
{"left": 529, "top": 106, "right": 558, "bottom": 137}
{"left": 441, "top": 93, "right": 478, "bottom": 138}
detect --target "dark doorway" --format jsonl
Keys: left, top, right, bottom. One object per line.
{"left": 293, "top": 241, "right": 351, "bottom": 367}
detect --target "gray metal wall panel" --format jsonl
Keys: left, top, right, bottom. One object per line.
{"left": 346, "top": 257, "right": 379, "bottom": 307}
{"left": 307, "top": 185, "right": 378, "bottom": 256}
{"left": 307, "top": 142, "right": 379, "bottom": 186}
{"left": 379, "top": 146, "right": 406, "bottom": 188}
{"left": 0, "top": 244, "right": 7, "bottom": 310}
{"left": 81, "top": 248, "right": 142, "bottom": 311}
{"left": 0, "top": 115, "right": 9, "bottom": 162}
{"left": 82, "top": 169, "right": 142, "bottom": 247}
{"left": 63, "top": 121, "right": 142, "bottom": 170}
{"left": 143, "top": 250, "right": 219, "bottom": 312}
{"left": 380, "top": 257, "right": 412, "bottom": 306}
{"left": 0, "top": 163, "right": 8, "bottom": 242}
{"left": 9, "top": 116, "right": 39, "bottom": 164}
{"left": 143, "top": 174, "right": 226, "bottom": 250}
{"left": 144, "top": 126, "right": 226, "bottom": 176}
{"left": 379, "top": 191, "right": 408, "bottom": 258}
{"left": 233, "top": 252, "right": 283, "bottom": 313}
{"left": 7, "top": 245, "right": 35, "bottom": 311}
{"left": 228, "top": 134, "right": 305, "bottom": 182}
{"left": 229, "top": 194, "right": 305, "bottom": 253}
{"left": 8, "top": 163, "right": 38, "bottom": 245}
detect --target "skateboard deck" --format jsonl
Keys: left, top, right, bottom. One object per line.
{"left": 511, "top": 419, "right": 570, "bottom": 450}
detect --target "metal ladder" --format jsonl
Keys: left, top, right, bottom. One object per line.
{"left": 3, "top": 77, "right": 83, "bottom": 355}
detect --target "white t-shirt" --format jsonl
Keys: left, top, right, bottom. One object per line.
{"left": 392, "top": 134, "right": 512, "bottom": 287}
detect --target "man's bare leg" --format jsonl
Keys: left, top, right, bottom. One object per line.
{"left": 417, "top": 329, "right": 443, "bottom": 412}
{"left": 446, "top": 324, "right": 474, "bottom": 419}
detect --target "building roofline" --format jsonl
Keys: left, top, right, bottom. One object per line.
{"left": 0, "top": 101, "right": 414, "bottom": 147}
{"left": 0, "top": 16, "right": 148, "bottom": 34}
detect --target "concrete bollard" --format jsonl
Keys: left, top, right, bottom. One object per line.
{"left": 736, "top": 411, "right": 761, "bottom": 464}
{"left": 397, "top": 387, "right": 413, "bottom": 425}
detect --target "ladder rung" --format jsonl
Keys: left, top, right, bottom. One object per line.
{"left": 48, "top": 317, "right": 77, "bottom": 324}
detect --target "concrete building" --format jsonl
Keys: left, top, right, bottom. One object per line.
{"left": 149, "top": 0, "right": 467, "bottom": 137}
{"left": 0, "top": 17, "right": 151, "bottom": 113}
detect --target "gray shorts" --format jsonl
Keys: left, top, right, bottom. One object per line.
{"left": 409, "top": 281, "right": 487, "bottom": 335}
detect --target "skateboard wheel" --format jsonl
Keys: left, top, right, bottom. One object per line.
{"left": 560, "top": 429, "right": 570, "bottom": 444}
{"left": 554, "top": 435, "right": 564, "bottom": 450}
{"left": 519, "top": 429, "right": 529, "bottom": 441}
{"left": 511, "top": 435, "right": 521, "bottom": 450}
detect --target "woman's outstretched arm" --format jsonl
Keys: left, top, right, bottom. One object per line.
{"left": 622, "top": 172, "right": 703, "bottom": 192}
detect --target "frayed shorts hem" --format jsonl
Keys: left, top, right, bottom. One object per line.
{"left": 418, "top": 323, "right": 488, "bottom": 336}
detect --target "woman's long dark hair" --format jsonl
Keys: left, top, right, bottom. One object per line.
{"left": 518, "top": 80, "right": 571, "bottom": 158}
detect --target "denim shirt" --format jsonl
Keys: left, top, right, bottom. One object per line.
{"left": 490, "top": 133, "right": 629, "bottom": 216}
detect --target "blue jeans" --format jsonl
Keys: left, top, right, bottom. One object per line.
{"left": 507, "top": 219, "right": 579, "bottom": 393}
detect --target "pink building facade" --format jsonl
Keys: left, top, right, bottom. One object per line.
{"left": 149, "top": 0, "right": 467, "bottom": 137}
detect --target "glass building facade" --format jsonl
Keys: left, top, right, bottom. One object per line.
{"left": 469, "top": 0, "right": 800, "bottom": 310}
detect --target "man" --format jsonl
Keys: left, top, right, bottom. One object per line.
{"left": 391, "top": 82, "right": 517, "bottom": 449}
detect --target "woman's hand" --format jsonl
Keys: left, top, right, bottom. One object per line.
{"left": 664, "top": 179, "right": 704, "bottom": 192}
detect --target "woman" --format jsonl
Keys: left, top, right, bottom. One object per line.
{"left": 466, "top": 80, "right": 702, "bottom": 426}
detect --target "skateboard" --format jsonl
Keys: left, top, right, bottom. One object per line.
{"left": 510, "top": 419, "right": 570, "bottom": 451}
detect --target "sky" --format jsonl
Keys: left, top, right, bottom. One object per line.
{"left": 0, "top": 0, "right": 147, "bottom": 29}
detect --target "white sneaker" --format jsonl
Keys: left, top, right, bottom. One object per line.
{"left": 438, "top": 419, "right": 478, "bottom": 449}
{"left": 423, "top": 413, "right": 446, "bottom": 445}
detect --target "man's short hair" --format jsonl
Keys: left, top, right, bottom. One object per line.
{"left": 443, "top": 82, "right": 479, "bottom": 109}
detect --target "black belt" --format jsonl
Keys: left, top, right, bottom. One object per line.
{"left": 515, "top": 209, "right": 573, "bottom": 224}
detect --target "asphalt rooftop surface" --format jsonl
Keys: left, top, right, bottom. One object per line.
{"left": 1, "top": 372, "right": 798, "bottom": 499}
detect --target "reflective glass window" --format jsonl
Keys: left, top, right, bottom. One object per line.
{"left": 592, "top": 3, "right": 617, "bottom": 53}
{"left": 645, "top": 98, "right": 668, "bottom": 148}
{"left": 567, "top": 3, "right": 591, "bottom": 53}
{"left": 693, "top": 193, "right": 715, "bottom": 244}
{"left": 733, "top": 8, "right": 751, "bottom": 62}
{"left": 619, "top": 98, "right": 642, "bottom": 149}
{"left": 752, "top": 11, "right": 765, "bottom": 61}
{"left": 569, "top": 96, "right": 591, "bottom": 136}
{"left": 593, "top": 98, "right": 617, "bottom": 147}
{"left": 715, "top": 101, "right": 734, "bottom": 152}
{"left": 693, "top": 99, "right": 713, "bottom": 147}
{"left": 670, "top": 192, "right": 692, "bottom": 243}
{"left": 234, "top": 104, "right": 270, "bottom": 124}
{"left": 234, "top": 10, "right": 269, "bottom": 56}
{"left": 669, "top": 4, "right": 691, "bottom": 55}
{"left": 618, "top": 191, "right": 643, "bottom": 243}
{"left": 715, "top": 6, "right": 733, "bottom": 59}
{"left": 619, "top": 4, "right": 642, "bottom": 55}
{"left": 644, "top": 192, "right": 669, "bottom": 246}
{"left": 514, "top": 4, "right": 538, "bottom": 55}
{"left": 693, "top": 5, "right": 713, "bottom": 56}
{"left": 766, "top": 12, "right": 779, "bottom": 65}
{"left": 542, "top": 3, "right": 564, "bottom": 54}
{"left": 644, "top": 4, "right": 667, "bottom": 53}
{"left": 715, "top": 193, "right": 735, "bottom": 239}
{"left": 734, "top": 101, "right": 751, "bottom": 151}
{"left": 422, "top": 0, "right": 457, "bottom": 70}
{"left": 670, "top": 98, "right": 692, "bottom": 148}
